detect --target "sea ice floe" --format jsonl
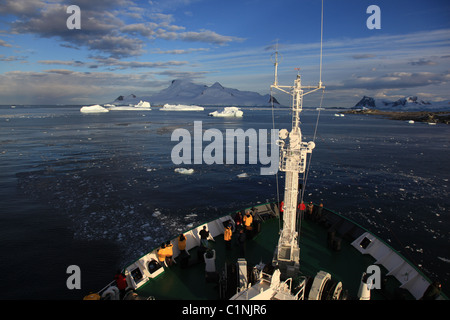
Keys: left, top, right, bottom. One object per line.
{"left": 174, "top": 168, "right": 194, "bottom": 174}
{"left": 152, "top": 210, "right": 162, "bottom": 217}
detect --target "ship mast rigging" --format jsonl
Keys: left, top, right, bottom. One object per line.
{"left": 271, "top": 0, "right": 325, "bottom": 278}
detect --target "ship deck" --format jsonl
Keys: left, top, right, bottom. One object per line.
{"left": 134, "top": 208, "right": 416, "bottom": 300}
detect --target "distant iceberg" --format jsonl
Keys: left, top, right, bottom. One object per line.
{"left": 161, "top": 104, "right": 204, "bottom": 111}
{"left": 80, "top": 104, "right": 109, "bottom": 113}
{"left": 209, "top": 106, "right": 243, "bottom": 117}
{"left": 135, "top": 100, "right": 151, "bottom": 108}
{"left": 106, "top": 100, "right": 151, "bottom": 111}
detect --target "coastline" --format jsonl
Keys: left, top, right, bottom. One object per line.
{"left": 344, "top": 109, "right": 450, "bottom": 124}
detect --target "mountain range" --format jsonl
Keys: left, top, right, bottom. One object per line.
{"left": 110, "top": 79, "right": 279, "bottom": 106}
{"left": 353, "top": 95, "right": 450, "bottom": 111}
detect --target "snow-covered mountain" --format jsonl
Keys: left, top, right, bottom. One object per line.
{"left": 353, "top": 95, "right": 450, "bottom": 111}
{"left": 109, "top": 79, "right": 279, "bottom": 106}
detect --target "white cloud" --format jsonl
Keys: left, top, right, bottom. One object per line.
{"left": 1, "top": 0, "right": 244, "bottom": 57}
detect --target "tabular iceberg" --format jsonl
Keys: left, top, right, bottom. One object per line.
{"left": 80, "top": 105, "right": 109, "bottom": 113}
{"left": 209, "top": 107, "right": 243, "bottom": 117}
{"left": 106, "top": 100, "right": 151, "bottom": 111}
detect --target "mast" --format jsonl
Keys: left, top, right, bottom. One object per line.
{"left": 271, "top": 2, "right": 325, "bottom": 278}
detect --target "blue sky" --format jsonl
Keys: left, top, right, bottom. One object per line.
{"left": 0, "top": 0, "right": 449, "bottom": 106}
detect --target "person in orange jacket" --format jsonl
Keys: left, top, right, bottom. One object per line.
{"left": 157, "top": 243, "right": 166, "bottom": 265}
{"left": 224, "top": 224, "right": 232, "bottom": 250}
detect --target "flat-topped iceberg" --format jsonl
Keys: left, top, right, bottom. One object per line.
{"left": 106, "top": 100, "right": 151, "bottom": 111}
{"left": 80, "top": 104, "right": 109, "bottom": 113}
{"left": 209, "top": 106, "right": 243, "bottom": 117}
{"left": 160, "top": 104, "right": 204, "bottom": 111}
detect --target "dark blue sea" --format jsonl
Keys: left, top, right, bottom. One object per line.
{"left": 0, "top": 105, "right": 449, "bottom": 299}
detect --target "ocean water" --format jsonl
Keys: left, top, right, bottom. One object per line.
{"left": 0, "top": 105, "right": 448, "bottom": 299}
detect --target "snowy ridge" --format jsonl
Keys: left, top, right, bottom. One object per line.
{"left": 109, "top": 79, "right": 279, "bottom": 107}
{"left": 353, "top": 95, "right": 450, "bottom": 111}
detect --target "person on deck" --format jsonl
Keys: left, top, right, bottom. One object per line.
{"left": 234, "top": 211, "right": 243, "bottom": 227}
{"left": 114, "top": 270, "right": 128, "bottom": 300}
{"left": 305, "top": 201, "right": 314, "bottom": 220}
{"left": 157, "top": 243, "right": 166, "bottom": 266}
{"left": 178, "top": 234, "right": 187, "bottom": 254}
{"left": 243, "top": 211, "right": 253, "bottom": 230}
{"left": 237, "top": 228, "right": 246, "bottom": 257}
{"left": 243, "top": 211, "right": 254, "bottom": 239}
{"left": 298, "top": 201, "right": 306, "bottom": 220}
{"left": 224, "top": 224, "right": 233, "bottom": 250}
{"left": 315, "top": 203, "right": 324, "bottom": 222}
{"left": 165, "top": 241, "right": 173, "bottom": 266}
{"left": 279, "top": 201, "right": 284, "bottom": 221}
{"left": 199, "top": 226, "right": 210, "bottom": 248}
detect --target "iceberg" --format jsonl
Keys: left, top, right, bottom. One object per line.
{"left": 106, "top": 100, "right": 151, "bottom": 111}
{"left": 209, "top": 106, "right": 243, "bottom": 117}
{"left": 237, "top": 173, "right": 249, "bottom": 178}
{"left": 135, "top": 100, "right": 151, "bottom": 108}
{"left": 160, "top": 104, "right": 204, "bottom": 111}
{"left": 80, "top": 104, "right": 109, "bottom": 113}
{"left": 174, "top": 168, "right": 194, "bottom": 175}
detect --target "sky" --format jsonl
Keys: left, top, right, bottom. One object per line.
{"left": 0, "top": 0, "right": 449, "bottom": 107}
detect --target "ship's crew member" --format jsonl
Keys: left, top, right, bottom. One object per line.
{"left": 199, "top": 226, "right": 210, "bottom": 248}
{"left": 178, "top": 234, "right": 187, "bottom": 254}
{"left": 157, "top": 243, "right": 166, "bottom": 265}
{"left": 224, "top": 224, "right": 232, "bottom": 250}
{"left": 114, "top": 270, "right": 128, "bottom": 300}
{"left": 165, "top": 241, "right": 174, "bottom": 266}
